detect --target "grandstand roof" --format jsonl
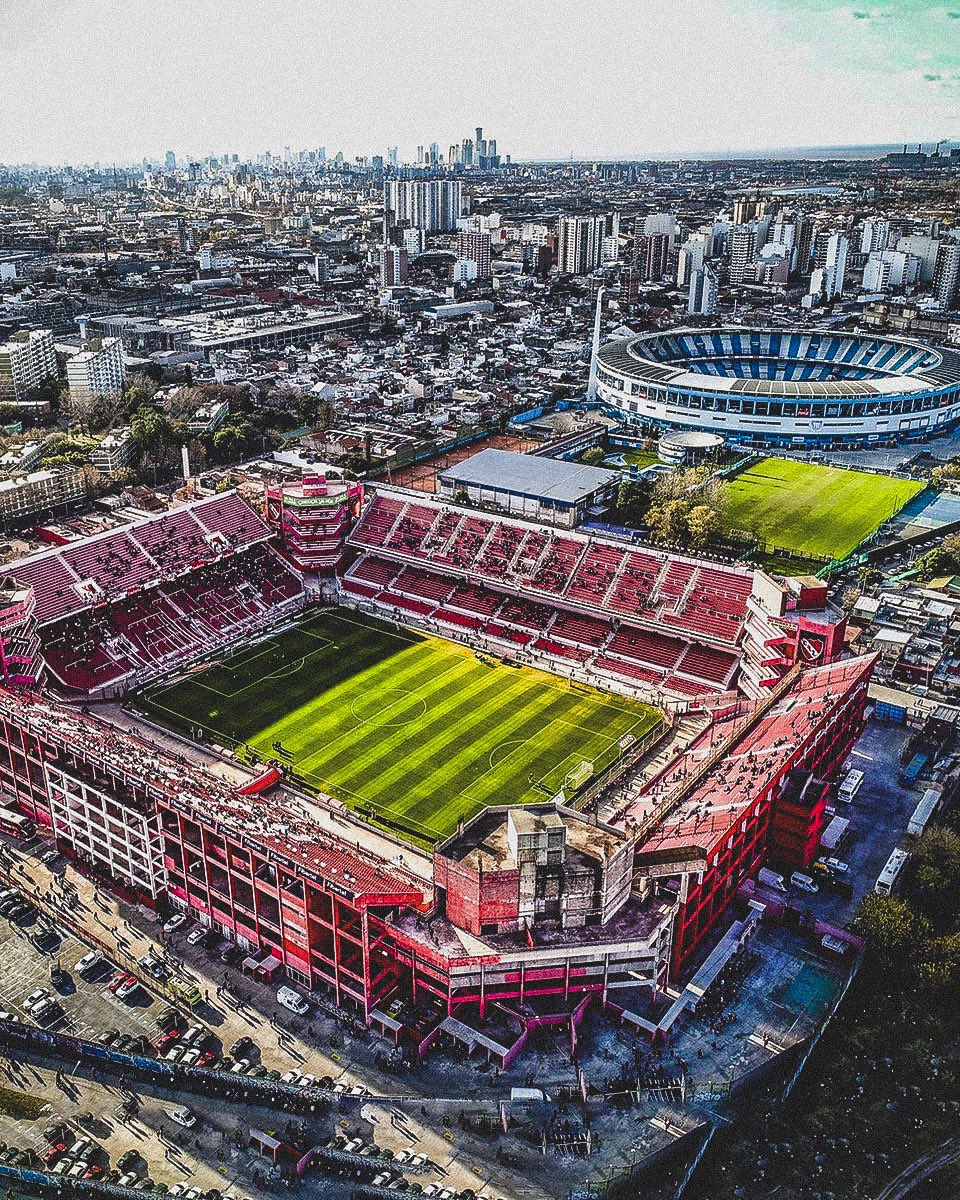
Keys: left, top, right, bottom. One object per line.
{"left": 438, "top": 448, "right": 618, "bottom": 505}
{"left": 598, "top": 328, "right": 960, "bottom": 399}
{"left": 631, "top": 653, "right": 876, "bottom": 860}
{"left": 0, "top": 492, "right": 271, "bottom": 626}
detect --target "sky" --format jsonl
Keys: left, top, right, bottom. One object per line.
{"left": 0, "top": 0, "right": 957, "bottom": 164}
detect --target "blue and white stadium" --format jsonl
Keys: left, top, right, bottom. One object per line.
{"left": 595, "top": 328, "right": 960, "bottom": 449}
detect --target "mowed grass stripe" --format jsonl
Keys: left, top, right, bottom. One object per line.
{"left": 285, "top": 647, "right": 477, "bottom": 779}
{"left": 140, "top": 609, "right": 662, "bottom": 842}
{"left": 378, "top": 669, "right": 566, "bottom": 817}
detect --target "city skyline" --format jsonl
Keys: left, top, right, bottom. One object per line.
{"left": 1, "top": 0, "right": 957, "bottom": 165}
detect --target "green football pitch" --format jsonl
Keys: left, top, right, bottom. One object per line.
{"left": 726, "top": 457, "right": 924, "bottom": 562}
{"left": 139, "top": 609, "right": 661, "bottom": 845}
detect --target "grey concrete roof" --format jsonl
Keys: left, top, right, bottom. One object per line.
{"left": 438, "top": 448, "right": 617, "bottom": 505}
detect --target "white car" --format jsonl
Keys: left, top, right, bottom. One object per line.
{"left": 23, "top": 988, "right": 50, "bottom": 1013}
{"left": 75, "top": 951, "right": 103, "bottom": 976}
{"left": 186, "top": 927, "right": 207, "bottom": 946}
{"left": 822, "top": 857, "right": 850, "bottom": 875}
{"left": 163, "top": 913, "right": 189, "bottom": 935}
{"left": 280, "top": 1069, "right": 301, "bottom": 1085}
{"left": 276, "top": 985, "right": 309, "bottom": 1015}
{"left": 168, "top": 1107, "right": 197, "bottom": 1129}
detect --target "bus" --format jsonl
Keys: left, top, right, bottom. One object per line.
{"left": 0, "top": 806, "right": 36, "bottom": 841}
{"left": 838, "top": 769, "right": 864, "bottom": 804}
{"left": 875, "top": 847, "right": 910, "bottom": 896}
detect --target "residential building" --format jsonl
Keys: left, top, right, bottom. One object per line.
{"left": 557, "top": 216, "right": 606, "bottom": 276}
{"left": 0, "top": 467, "right": 85, "bottom": 527}
{"left": 687, "top": 264, "right": 719, "bottom": 315}
{"left": 66, "top": 337, "right": 127, "bottom": 408}
{"left": 0, "top": 329, "right": 57, "bottom": 413}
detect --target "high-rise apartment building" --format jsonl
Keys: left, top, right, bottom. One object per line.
{"left": 732, "top": 197, "right": 767, "bottom": 225}
{"left": 380, "top": 245, "right": 409, "bottom": 288}
{"left": 556, "top": 216, "right": 606, "bottom": 275}
{"left": 933, "top": 241, "right": 960, "bottom": 310}
{"left": 728, "top": 225, "right": 758, "bottom": 285}
{"left": 633, "top": 232, "right": 671, "bottom": 281}
{"left": 65, "top": 337, "right": 127, "bottom": 408}
{"left": 456, "top": 230, "right": 492, "bottom": 278}
{"left": 384, "top": 180, "right": 464, "bottom": 232}
{"left": 687, "top": 264, "right": 719, "bottom": 315}
{"left": 860, "top": 219, "right": 891, "bottom": 255}
{"left": 676, "top": 234, "right": 708, "bottom": 287}
{"left": 0, "top": 329, "right": 57, "bottom": 413}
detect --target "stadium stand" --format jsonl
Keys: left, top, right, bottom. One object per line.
{"left": 347, "top": 494, "right": 751, "bottom": 701}
{"left": 3, "top": 494, "right": 304, "bottom": 696}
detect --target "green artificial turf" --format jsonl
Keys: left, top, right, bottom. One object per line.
{"left": 726, "top": 457, "right": 924, "bottom": 561}
{"left": 140, "top": 609, "right": 661, "bottom": 844}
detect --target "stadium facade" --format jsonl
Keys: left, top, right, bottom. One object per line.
{"left": 595, "top": 328, "right": 960, "bottom": 449}
{"left": 0, "top": 478, "right": 871, "bottom": 1059}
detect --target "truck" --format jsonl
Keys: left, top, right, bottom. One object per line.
{"left": 899, "top": 753, "right": 928, "bottom": 789}
{"left": 819, "top": 815, "right": 850, "bottom": 853}
{"left": 757, "top": 868, "right": 787, "bottom": 893}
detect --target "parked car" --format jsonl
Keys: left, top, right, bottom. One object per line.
{"left": 75, "top": 951, "right": 104, "bottom": 977}
{"left": 23, "top": 988, "right": 51, "bottom": 1014}
{"left": 116, "top": 976, "right": 140, "bottom": 1002}
{"left": 163, "top": 914, "right": 189, "bottom": 935}
{"left": 168, "top": 1108, "right": 197, "bottom": 1129}
{"left": 185, "top": 927, "right": 207, "bottom": 946}
{"left": 230, "top": 1036, "right": 255, "bottom": 1059}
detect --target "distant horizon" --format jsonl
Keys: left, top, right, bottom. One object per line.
{"left": 1, "top": 0, "right": 958, "bottom": 166}
{"left": 3, "top": 139, "right": 957, "bottom": 172}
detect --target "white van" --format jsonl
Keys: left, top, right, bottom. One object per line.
{"left": 790, "top": 872, "right": 818, "bottom": 893}
{"left": 758, "top": 868, "right": 787, "bottom": 893}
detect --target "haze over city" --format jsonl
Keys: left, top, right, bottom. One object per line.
{"left": 1, "top": 0, "right": 958, "bottom": 164}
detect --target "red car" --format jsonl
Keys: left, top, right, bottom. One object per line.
{"left": 108, "top": 972, "right": 136, "bottom": 994}
{"left": 83, "top": 1165, "right": 104, "bottom": 1181}
{"left": 43, "top": 1144, "right": 66, "bottom": 1165}
{"left": 195, "top": 1050, "right": 216, "bottom": 1069}
{"left": 156, "top": 1030, "right": 180, "bottom": 1052}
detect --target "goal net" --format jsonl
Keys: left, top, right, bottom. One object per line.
{"left": 565, "top": 760, "right": 594, "bottom": 791}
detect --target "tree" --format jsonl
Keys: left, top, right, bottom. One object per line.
{"left": 686, "top": 504, "right": 719, "bottom": 550}
{"left": 129, "top": 405, "right": 182, "bottom": 479}
{"left": 910, "top": 826, "right": 960, "bottom": 917}
{"left": 853, "top": 893, "right": 926, "bottom": 958}
{"left": 580, "top": 446, "right": 606, "bottom": 467}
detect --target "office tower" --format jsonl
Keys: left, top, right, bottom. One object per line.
{"left": 687, "top": 265, "right": 719, "bottom": 315}
{"left": 728, "top": 224, "right": 758, "bottom": 284}
{"left": 456, "top": 230, "right": 492, "bottom": 278}
{"left": 384, "top": 180, "right": 464, "bottom": 232}
{"left": 66, "top": 338, "right": 127, "bottom": 407}
{"left": 557, "top": 216, "right": 606, "bottom": 275}
{"left": 860, "top": 219, "right": 891, "bottom": 255}
{"left": 429, "top": 143, "right": 439, "bottom": 166}
{"left": 387, "top": 146, "right": 398, "bottom": 166}
{"left": 164, "top": 150, "right": 176, "bottom": 172}
{"left": 0, "top": 330, "right": 57, "bottom": 410}
{"left": 633, "top": 232, "right": 670, "bottom": 281}
{"left": 416, "top": 145, "right": 425, "bottom": 165}
{"left": 448, "top": 144, "right": 460, "bottom": 168}
{"left": 462, "top": 138, "right": 473, "bottom": 167}
{"left": 380, "top": 246, "right": 409, "bottom": 288}
{"left": 317, "top": 147, "right": 326, "bottom": 162}
{"left": 933, "top": 241, "right": 960, "bottom": 309}
{"left": 676, "top": 234, "right": 707, "bottom": 287}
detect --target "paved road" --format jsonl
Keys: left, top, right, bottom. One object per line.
{"left": 875, "top": 1134, "right": 960, "bottom": 1200}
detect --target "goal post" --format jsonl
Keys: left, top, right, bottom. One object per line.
{"left": 565, "top": 760, "right": 594, "bottom": 791}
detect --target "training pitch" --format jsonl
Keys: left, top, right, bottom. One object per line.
{"left": 140, "top": 609, "right": 661, "bottom": 844}
{"left": 726, "top": 457, "right": 924, "bottom": 561}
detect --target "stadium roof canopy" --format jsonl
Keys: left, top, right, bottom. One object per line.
{"left": 438, "top": 448, "right": 618, "bottom": 505}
